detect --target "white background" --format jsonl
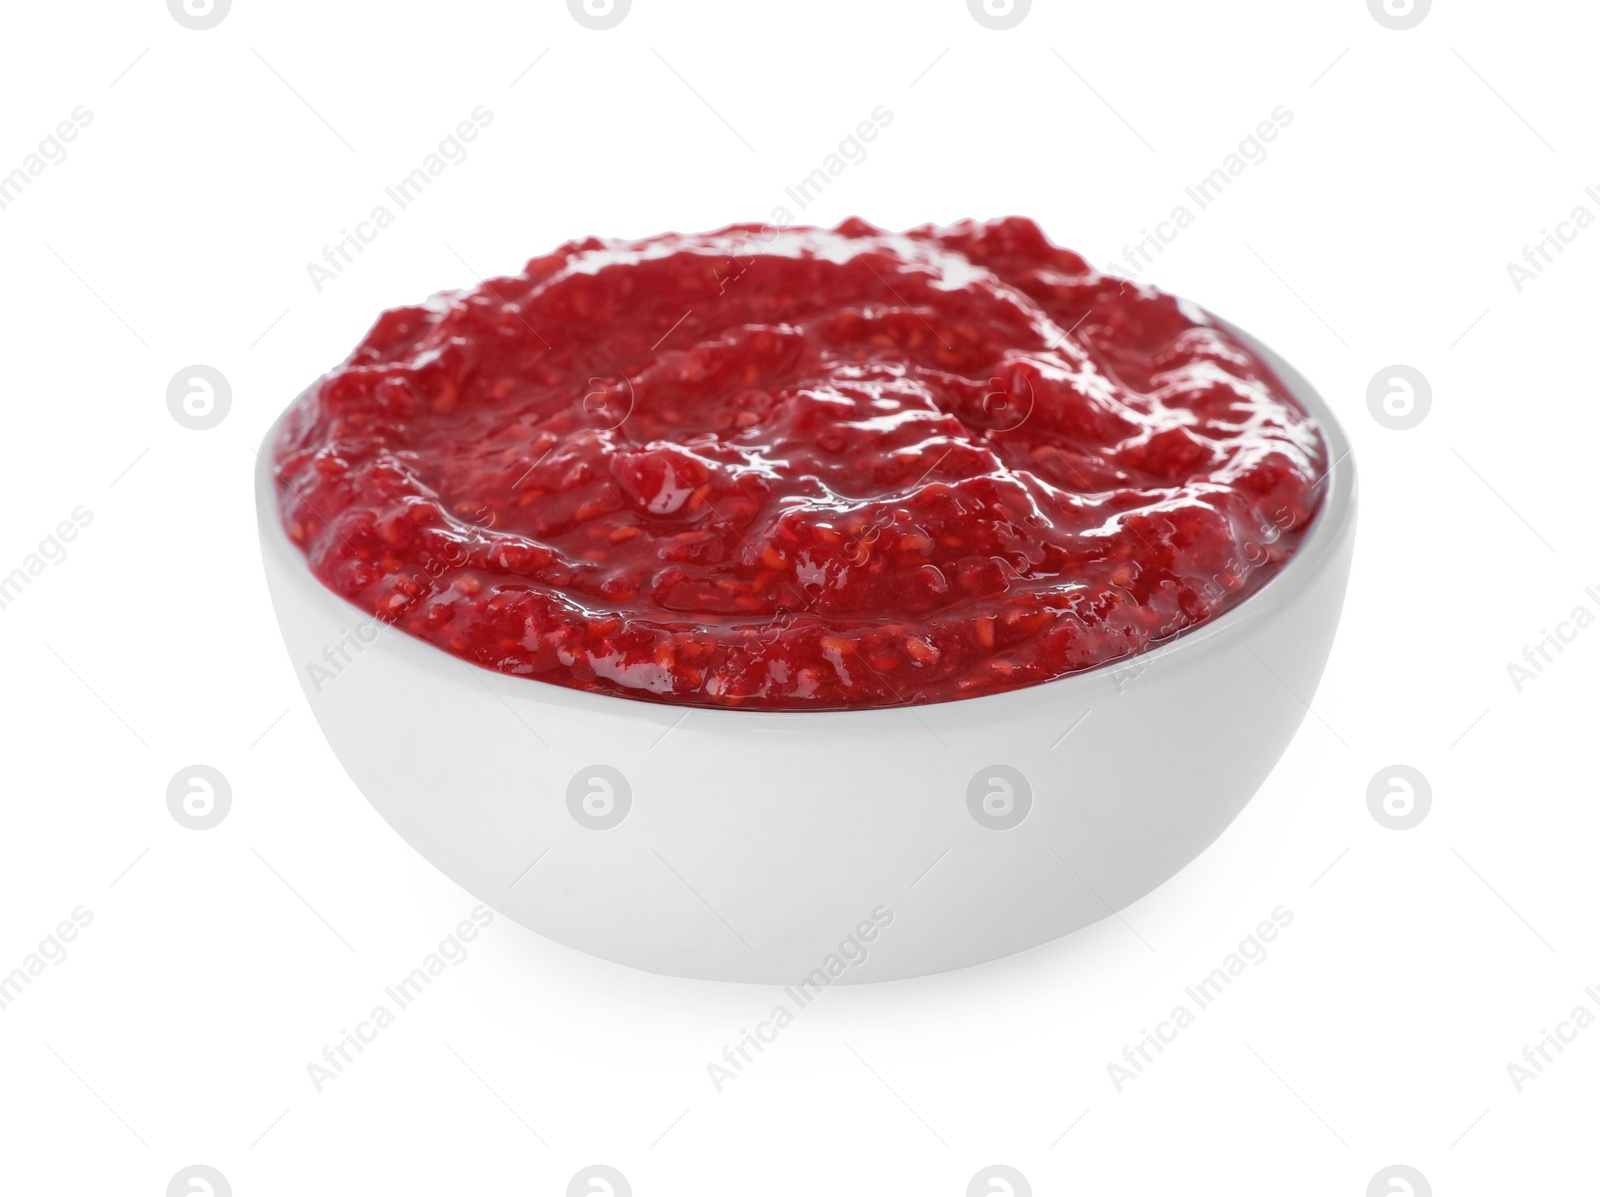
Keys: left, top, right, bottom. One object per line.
{"left": 1, "top": 1, "right": 1594, "bottom": 1193}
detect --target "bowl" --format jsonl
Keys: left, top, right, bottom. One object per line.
{"left": 256, "top": 323, "right": 1356, "bottom": 983}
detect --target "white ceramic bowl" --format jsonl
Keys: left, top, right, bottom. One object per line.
{"left": 257, "top": 325, "right": 1356, "bottom": 983}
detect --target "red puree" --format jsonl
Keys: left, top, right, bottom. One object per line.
{"left": 273, "top": 218, "right": 1326, "bottom": 710}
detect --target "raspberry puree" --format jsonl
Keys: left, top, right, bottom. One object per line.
{"left": 273, "top": 218, "right": 1326, "bottom": 709}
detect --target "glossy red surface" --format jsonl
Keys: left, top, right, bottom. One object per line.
{"left": 273, "top": 218, "right": 1326, "bottom": 708}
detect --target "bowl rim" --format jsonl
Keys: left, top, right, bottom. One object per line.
{"left": 256, "top": 315, "right": 1356, "bottom": 726}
